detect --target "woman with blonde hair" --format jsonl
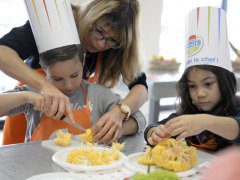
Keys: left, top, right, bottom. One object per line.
{"left": 0, "top": 0, "right": 148, "bottom": 144}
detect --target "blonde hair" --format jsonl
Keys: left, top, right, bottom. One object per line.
{"left": 76, "top": 0, "right": 141, "bottom": 88}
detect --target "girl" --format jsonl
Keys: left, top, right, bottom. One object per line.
{"left": 0, "top": 0, "right": 148, "bottom": 144}
{"left": 145, "top": 65, "right": 240, "bottom": 151}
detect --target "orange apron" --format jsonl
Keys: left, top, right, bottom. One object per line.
{"left": 87, "top": 52, "right": 102, "bottom": 83}
{"left": 2, "top": 68, "right": 46, "bottom": 145}
{"left": 31, "top": 85, "right": 91, "bottom": 141}
{"left": 187, "top": 136, "right": 218, "bottom": 151}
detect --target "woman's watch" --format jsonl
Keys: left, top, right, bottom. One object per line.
{"left": 117, "top": 103, "right": 131, "bottom": 121}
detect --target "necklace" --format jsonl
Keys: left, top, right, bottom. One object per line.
{"left": 85, "top": 53, "right": 97, "bottom": 78}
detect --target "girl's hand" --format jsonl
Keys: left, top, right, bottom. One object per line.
{"left": 165, "top": 114, "right": 207, "bottom": 140}
{"left": 25, "top": 91, "right": 45, "bottom": 111}
{"left": 147, "top": 124, "right": 171, "bottom": 145}
{"left": 93, "top": 106, "right": 124, "bottom": 144}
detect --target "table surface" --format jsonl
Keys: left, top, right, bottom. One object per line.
{"left": 0, "top": 133, "right": 214, "bottom": 180}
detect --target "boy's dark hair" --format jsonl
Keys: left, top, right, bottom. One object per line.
{"left": 39, "top": 44, "right": 84, "bottom": 68}
{"left": 177, "top": 65, "right": 237, "bottom": 115}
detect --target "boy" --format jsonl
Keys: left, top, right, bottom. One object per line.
{"left": 0, "top": 44, "right": 146, "bottom": 143}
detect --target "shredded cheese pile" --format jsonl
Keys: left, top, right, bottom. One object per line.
{"left": 79, "top": 129, "right": 94, "bottom": 143}
{"left": 66, "top": 142, "right": 125, "bottom": 166}
{"left": 138, "top": 145, "right": 155, "bottom": 165}
{"left": 54, "top": 130, "right": 71, "bottom": 146}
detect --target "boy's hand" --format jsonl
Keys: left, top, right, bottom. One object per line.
{"left": 25, "top": 91, "right": 44, "bottom": 111}
{"left": 93, "top": 106, "right": 124, "bottom": 144}
{"left": 165, "top": 114, "right": 206, "bottom": 140}
{"left": 147, "top": 124, "right": 171, "bottom": 145}
{"left": 40, "top": 83, "right": 74, "bottom": 122}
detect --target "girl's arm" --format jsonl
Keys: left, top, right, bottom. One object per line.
{"left": 206, "top": 115, "right": 239, "bottom": 140}
{"left": 144, "top": 113, "right": 178, "bottom": 143}
{"left": 167, "top": 114, "right": 240, "bottom": 141}
{"left": 0, "top": 92, "right": 44, "bottom": 116}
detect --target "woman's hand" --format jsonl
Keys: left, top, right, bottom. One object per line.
{"left": 147, "top": 125, "right": 171, "bottom": 145}
{"left": 166, "top": 114, "right": 208, "bottom": 140}
{"left": 93, "top": 105, "right": 125, "bottom": 144}
{"left": 40, "top": 83, "right": 74, "bottom": 122}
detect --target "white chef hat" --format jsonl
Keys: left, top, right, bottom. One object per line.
{"left": 24, "top": 0, "right": 80, "bottom": 53}
{"left": 185, "top": 6, "right": 232, "bottom": 71}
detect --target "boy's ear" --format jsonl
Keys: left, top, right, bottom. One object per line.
{"left": 39, "top": 58, "right": 44, "bottom": 68}
{"left": 39, "top": 60, "right": 47, "bottom": 73}
{"left": 42, "top": 68, "right": 47, "bottom": 74}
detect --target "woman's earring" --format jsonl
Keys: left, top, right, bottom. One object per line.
{"left": 83, "top": 53, "right": 86, "bottom": 65}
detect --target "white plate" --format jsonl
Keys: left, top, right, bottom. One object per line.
{"left": 26, "top": 172, "right": 86, "bottom": 180}
{"left": 41, "top": 135, "right": 84, "bottom": 152}
{"left": 125, "top": 152, "right": 197, "bottom": 178}
{"left": 52, "top": 146, "right": 127, "bottom": 172}
{"left": 41, "top": 139, "right": 82, "bottom": 152}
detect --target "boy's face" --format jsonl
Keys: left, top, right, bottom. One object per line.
{"left": 187, "top": 68, "right": 221, "bottom": 111}
{"left": 45, "top": 56, "right": 83, "bottom": 96}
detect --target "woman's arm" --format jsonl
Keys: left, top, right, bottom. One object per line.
{"left": 0, "top": 45, "right": 74, "bottom": 121}
{"left": 120, "top": 84, "right": 148, "bottom": 114}
{"left": 0, "top": 92, "right": 44, "bottom": 116}
{"left": 93, "top": 84, "right": 147, "bottom": 143}
{"left": 108, "top": 83, "right": 148, "bottom": 124}
{"left": 123, "top": 72, "right": 148, "bottom": 114}
{"left": 0, "top": 46, "right": 46, "bottom": 88}
{"left": 121, "top": 117, "right": 138, "bottom": 136}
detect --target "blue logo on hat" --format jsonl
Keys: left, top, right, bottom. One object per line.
{"left": 188, "top": 34, "right": 203, "bottom": 56}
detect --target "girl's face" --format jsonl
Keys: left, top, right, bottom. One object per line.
{"left": 46, "top": 57, "right": 83, "bottom": 96}
{"left": 86, "top": 22, "right": 120, "bottom": 52}
{"left": 187, "top": 68, "right": 221, "bottom": 111}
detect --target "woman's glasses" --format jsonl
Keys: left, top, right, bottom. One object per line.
{"left": 90, "top": 26, "right": 121, "bottom": 49}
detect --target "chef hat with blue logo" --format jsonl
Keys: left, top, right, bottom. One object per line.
{"left": 185, "top": 6, "right": 232, "bottom": 71}
{"left": 24, "top": 0, "right": 80, "bottom": 53}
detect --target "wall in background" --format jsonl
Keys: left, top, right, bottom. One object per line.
{"left": 0, "top": 0, "right": 163, "bottom": 83}
{"left": 139, "top": 0, "right": 163, "bottom": 64}
{"left": 0, "top": 0, "right": 27, "bottom": 92}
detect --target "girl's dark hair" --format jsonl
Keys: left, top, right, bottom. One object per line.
{"left": 177, "top": 65, "right": 237, "bottom": 115}
{"left": 39, "top": 44, "right": 84, "bottom": 68}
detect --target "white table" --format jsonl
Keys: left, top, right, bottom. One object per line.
{"left": 147, "top": 69, "right": 181, "bottom": 124}
{"left": 147, "top": 69, "right": 240, "bottom": 124}
{"left": 0, "top": 133, "right": 214, "bottom": 180}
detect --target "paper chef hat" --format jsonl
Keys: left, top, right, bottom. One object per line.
{"left": 24, "top": 0, "right": 80, "bottom": 53}
{"left": 185, "top": 6, "right": 232, "bottom": 71}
